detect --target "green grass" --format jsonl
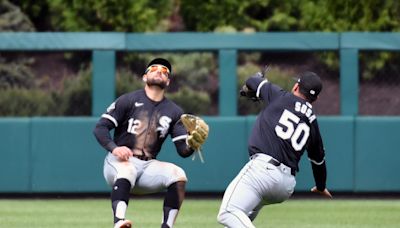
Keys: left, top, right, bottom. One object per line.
{"left": 0, "top": 198, "right": 399, "bottom": 227}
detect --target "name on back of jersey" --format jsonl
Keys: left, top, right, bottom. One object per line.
{"left": 294, "top": 101, "right": 316, "bottom": 123}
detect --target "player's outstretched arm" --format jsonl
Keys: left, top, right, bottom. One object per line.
{"left": 311, "top": 186, "right": 333, "bottom": 198}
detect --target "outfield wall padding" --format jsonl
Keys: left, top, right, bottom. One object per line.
{"left": 0, "top": 117, "right": 398, "bottom": 193}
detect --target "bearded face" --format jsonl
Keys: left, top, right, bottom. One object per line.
{"left": 143, "top": 64, "right": 170, "bottom": 89}
{"left": 146, "top": 76, "right": 168, "bottom": 89}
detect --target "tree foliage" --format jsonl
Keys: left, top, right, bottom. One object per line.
{"left": 0, "top": 56, "right": 35, "bottom": 89}
{"left": 298, "top": 0, "right": 400, "bottom": 32}
{"left": 0, "top": 88, "right": 57, "bottom": 116}
{"left": 180, "top": 0, "right": 400, "bottom": 32}
{"left": 0, "top": 0, "right": 35, "bottom": 31}
{"left": 180, "top": 0, "right": 400, "bottom": 80}
{"left": 166, "top": 86, "right": 211, "bottom": 114}
{"left": 2, "top": 0, "right": 400, "bottom": 116}
{"left": 13, "top": 0, "right": 173, "bottom": 32}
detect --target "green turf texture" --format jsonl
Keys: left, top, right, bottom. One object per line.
{"left": 1, "top": 198, "right": 399, "bottom": 227}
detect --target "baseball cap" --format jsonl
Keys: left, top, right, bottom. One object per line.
{"left": 147, "top": 58, "right": 172, "bottom": 74}
{"left": 296, "top": 71, "right": 322, "bottom": 102}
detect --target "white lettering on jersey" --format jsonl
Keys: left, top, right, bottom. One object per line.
{"left": 275, "top": 109, "right": 310, "bottom": 151}
{"left": 127, "top": 118, "right": 141, "bottom": 135}
{"left": 295, "top": 101, "right": 315, "bottom": 123}
{"left": 157, "top": 116, "right": 172, "bottom": 138}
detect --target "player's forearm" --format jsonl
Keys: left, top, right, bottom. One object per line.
{"left": 175, "top": 140, "right": 195, "bottom": 158}
{"left": 311, "top": 161, "right": 327, "bottom": 191}
{"left": 93, "top": 123, "right": 117, "bottom": 152}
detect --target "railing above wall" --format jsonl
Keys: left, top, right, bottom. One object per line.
{"left": 1, "top": 32, "right": 399, "bottom": 116}
{"left": 0, "top": 32, "right": 125, "bottom": 50}
{"left": 341, "top": 32, "right": 400, "bottom": 50}
{"left": 125, "top": 33, "right": 339, "bottom": 50}
{"left": 0, "top": 32, "right": 339, "bottom": 50}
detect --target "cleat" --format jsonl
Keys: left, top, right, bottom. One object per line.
{"left": 114, "top": 219, "right": 132, "bottom": 228}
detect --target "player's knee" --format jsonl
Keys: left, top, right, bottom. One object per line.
{"left": 116, "top": 165, "right": 136, "bottom": 187}
{"left": 167, "top": 165, "right": 187, "bottom": 184}
{"left": 217, "top": 210, "right": 228, "bottom": 225}
{"left": 175, "top": 166, "right": 187, "bottom": 182}
{"left": 217, "top": 208, "right": 255, "bottom": 228}
{"left": 217, "top": 205, "right": 232, "bottom": 224}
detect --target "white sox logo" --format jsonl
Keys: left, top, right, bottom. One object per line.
{"left": 157, "top": 116, "right": 171, "bottom": 138}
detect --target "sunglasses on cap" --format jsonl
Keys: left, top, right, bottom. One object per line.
{"left": 145, "top": 64, "right": 170, "bottom": 76}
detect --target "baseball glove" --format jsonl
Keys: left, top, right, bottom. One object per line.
{"left": 181, "top": 114, "right": 209, "bottom": 151}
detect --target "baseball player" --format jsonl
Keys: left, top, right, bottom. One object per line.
{"left": 217, "top": 71, "right": 332, "bottom": 228}
{"left": 93, "top": 58, "right": 208, "bottom": 228}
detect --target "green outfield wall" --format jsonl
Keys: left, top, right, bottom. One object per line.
{"left": 1, "top": 32, "right": 400, "bottom": 193}
{"left": 0, "top": 116, "right": 399, "bottom": 193}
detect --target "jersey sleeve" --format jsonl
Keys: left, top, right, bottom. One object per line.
{"left": 245, "top": 75, "right": 285, "bottom": 103}
{"left": 170, "top": 106, "right": 188, "bottom": 144}
{"left": 307, "top": 119, "right": 325, "bottom": 163}
{"left": 170, "top": 106, "right": 194, "bottom": 158}
{"left": 101, "top": 94, "right": 130, "bottom": 128}
{"left": 93, "top": 95, "right": 130, "bottom": 152}
{"left": 307, "top": 119, "right": 327, "bottom": 191}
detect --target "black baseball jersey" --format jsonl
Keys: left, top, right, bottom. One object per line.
{"left": 246, "top": 76, "right": 326, "bottom": 175}
{"left": 93, "top": 89, "right": 191, "bottom": 159}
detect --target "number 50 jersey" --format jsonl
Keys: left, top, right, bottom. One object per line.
{"left": 246, "top": 77, "right": 326, "bottom": 173}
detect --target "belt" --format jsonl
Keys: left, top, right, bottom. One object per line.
{"left": 132, "top": 154, "right": 153, "bottom": 161}
{"left": 267, "top": 159, "right": 296, "bottom": 176}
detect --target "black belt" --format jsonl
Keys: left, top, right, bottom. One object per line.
{"left": 267, "top": 159, "right": 296, "bottom": 176}
{"left": 133, "top": 154, "right": 153, "bottom": 161}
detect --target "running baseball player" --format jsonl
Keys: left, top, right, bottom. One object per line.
{"left": 217, "top": 71, "right": 332, "bottom": 228}
{"left": 93, "top": 58, "right": 209, "bottom": 228}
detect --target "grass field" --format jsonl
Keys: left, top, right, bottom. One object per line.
{"left": 1, "top": 197, "right": 400, "bottom": 228}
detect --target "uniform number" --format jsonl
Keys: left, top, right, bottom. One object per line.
{"left": 127, "top": 118, "right": 141, "bottom": 135}
{"left": 275, "top": 109, "right": 310, "bottom": 151}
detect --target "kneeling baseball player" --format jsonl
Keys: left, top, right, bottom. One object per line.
{"left": 93, "top": 58, "right": 209, "bottom": 228}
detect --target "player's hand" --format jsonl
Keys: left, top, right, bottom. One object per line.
{"left": 239, "top": 84, "right": 259, "bottom": 102}
{"left": 112, "top": 146, "right": 133, "bottom": 161}
{"left": 181, "top": 114, "right": 209, "bottom": 151}
{"left": 311, "top": 186, "right": 333, "bottom": 198}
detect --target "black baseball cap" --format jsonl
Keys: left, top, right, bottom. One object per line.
{"left": 146, "top": 58, "right": 172, "bottom": 74}
{"left": 297, "top": 71, "right": 322, "bottom": 102}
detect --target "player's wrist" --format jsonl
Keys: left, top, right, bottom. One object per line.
{"left": 106, "top": 141, "right": 118, "bottom": 152}
{"left": 186, "top": 146, "right": 195, "bottom": 154}
{"left": 316, "top": 185, "right": 326, "bottom": 192}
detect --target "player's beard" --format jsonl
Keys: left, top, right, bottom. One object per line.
{"left": 146, "top": 78, "right": 168, "bottom": 89}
